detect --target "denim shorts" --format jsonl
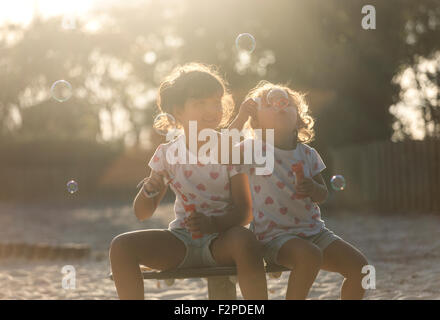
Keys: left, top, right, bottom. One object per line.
{"left": 168, "top": 228, "right": 219, "bottom": 269}
{"left": 263, "top": 227, "right": 341, "bottom": 265}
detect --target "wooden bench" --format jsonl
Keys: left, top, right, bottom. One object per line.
{"left": 109, "top": 264, "right": 290, "bottom": 299}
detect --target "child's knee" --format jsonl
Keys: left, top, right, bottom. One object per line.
{"left": 343, "top": 254, "right": 370, "bottom": 279}
{"left": 109, "top": 234, "right": 131, "bottom": 259}
{"left": 354, "top": 254, "right": 370, "bottom": 276}
{"left": 283, "top": 242, "right": 322, "bottom": 270}
{"left": 301, "top": 245, "right": 323, "bottom": 269}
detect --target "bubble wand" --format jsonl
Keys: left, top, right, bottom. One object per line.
{"left": 291, "top": 162, "right": 307, "bottom": 199}
{"left": 142, "top": 112, "right": 202, "bottom": 238}
{"left": 166, "top": 176, "right": 203, "bottom": 239}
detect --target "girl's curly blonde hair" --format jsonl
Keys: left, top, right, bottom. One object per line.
{"left": 154, "top": 62, "right": 234, "bottom": 133}
{"left": 244, "top": 80, "right": 315, "bottom": 144}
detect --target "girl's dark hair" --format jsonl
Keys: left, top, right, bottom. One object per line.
{"left": 155, "top": 62, "right": 234, "bottom": 130}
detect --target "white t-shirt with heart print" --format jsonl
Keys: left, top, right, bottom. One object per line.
{"left": 231, "top": 139, "right": 327, "bottom": 243}
{"left": 148, "top": 134, "right": 239, "bottom": 231}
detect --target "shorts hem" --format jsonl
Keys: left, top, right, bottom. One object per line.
{"left": 168, "top": 228, "right": 219, "bottom": 269}
{"left": 263, "top": 228, "right": 342, "bottom": 265}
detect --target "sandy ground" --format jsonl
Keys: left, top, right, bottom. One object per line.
{"left": 0, "top": 201, "right": 439, "bottom": 300}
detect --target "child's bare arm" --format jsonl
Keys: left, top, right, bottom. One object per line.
{"left": 310, "top": 174, "right": 328, "bottom": 204}
{"left": 133, "top": 170, "right": 169, "bottom": 221}
{"left": 213, "top": 173, "right": 253, "bottom": 231}
{"left": 296, "top": 173, "right": 328, "bottom": 204}
{"left": 186, "top": 173, "right": 252, "bottom": 235}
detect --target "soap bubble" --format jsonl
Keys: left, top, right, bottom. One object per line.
{"left": 153, "top": 113, "right": 177, "bottom": 139}
{"left": 51, "top": 80, "right": 72, "bottom": 102}
{"left": 235, "top": 33, "right": 256, "bottom": 53}
{"left": 267, "top": 88, "right": 290, "bottom": 109}
{"left": 330, "top": 175, "right": 346, "bottom": 191}
{"left": 66, "top": 180, "right": 78, "bottom": 194}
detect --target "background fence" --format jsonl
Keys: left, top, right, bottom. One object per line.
{"left": 1, "top": 139, "right": 439, "bottom": 214}
{"left": 327, "top": 139, "right": 440, "bottom": 213}
{"left": 0, "top": 140, "right": 136, "bottom": 202}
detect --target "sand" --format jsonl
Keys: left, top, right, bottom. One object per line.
{"left": 0, "top": 201, "right": 439, "bottom": 300}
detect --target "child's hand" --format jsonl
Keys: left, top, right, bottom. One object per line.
{"left": 144, "top": 170, "right": 170, "bottom": 194}
{"left": 229, "top": 97, "right": 259, "bottom": 131}
{"left": 295, "top": 176, "right": 317, "bottom": 197}
{"left": 238, "top": 97, "right": 258, "bottom": 120}
{"left": 185, "top": 211, "right": 216, "bottom": 235}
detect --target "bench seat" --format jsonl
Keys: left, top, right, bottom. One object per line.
{"left": 109, "top": 264, "right": 290, "bottom": 299}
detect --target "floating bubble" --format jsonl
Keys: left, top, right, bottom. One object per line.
{"left": 235, "top": 33, "right": 256, "bottom": 53}
{"left": 164, "top": 279, "right": 174, "bottom": 287}
{"left": 51, "top": 80, "right": 72, "bottom": 102}
{"left": 66, "top": 180, "right": 78, "bottom": 194}
{"left": 153, "top": 112, "right": 177, "bottom": 138}
{"left": 267, "top": 88, "right": 290, "bottom": 109}
{"left": 330, "top": 175, "right": 346, "bottom": 191}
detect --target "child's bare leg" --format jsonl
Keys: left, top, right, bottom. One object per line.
{"left": 109, "top": 229, "right": 186, "bottom": 300}
{"left": 321, "top": 239, "right": 369, "bottom": 300}
{"left": 210, "top": 226, "right": 268, "bottom": 299}
{"left": 277, "top": 238, "right": 322, "bottom": 300}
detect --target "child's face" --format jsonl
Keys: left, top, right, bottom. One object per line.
{"left": 178, "top": 92, "right": 223, "bottom": 132}
{"left": 256, "top": 91, "right": 298, "bottom": 133}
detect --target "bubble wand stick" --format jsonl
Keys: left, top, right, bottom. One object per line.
{"left": 291, "top": 162, "right": 307, "bottom": 199}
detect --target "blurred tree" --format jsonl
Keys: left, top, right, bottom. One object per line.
{"left": 415, "top": 59, "right": 440, "bottom": 139}
{"left": 0, "top": 0, "right": 439, "bottom": 150}
{"left": 18, "top": 98, "right": 100, "bottom": 141}
{"left": 88, "top": 0, "right": 440, "bottom": 148}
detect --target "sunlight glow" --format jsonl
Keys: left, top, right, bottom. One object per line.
{"left": 0, "top": 0, "right": 96, "bottom": 26}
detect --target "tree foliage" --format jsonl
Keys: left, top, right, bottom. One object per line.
{"left": 0, "top": 0, "right": 439, "bottom": 149}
